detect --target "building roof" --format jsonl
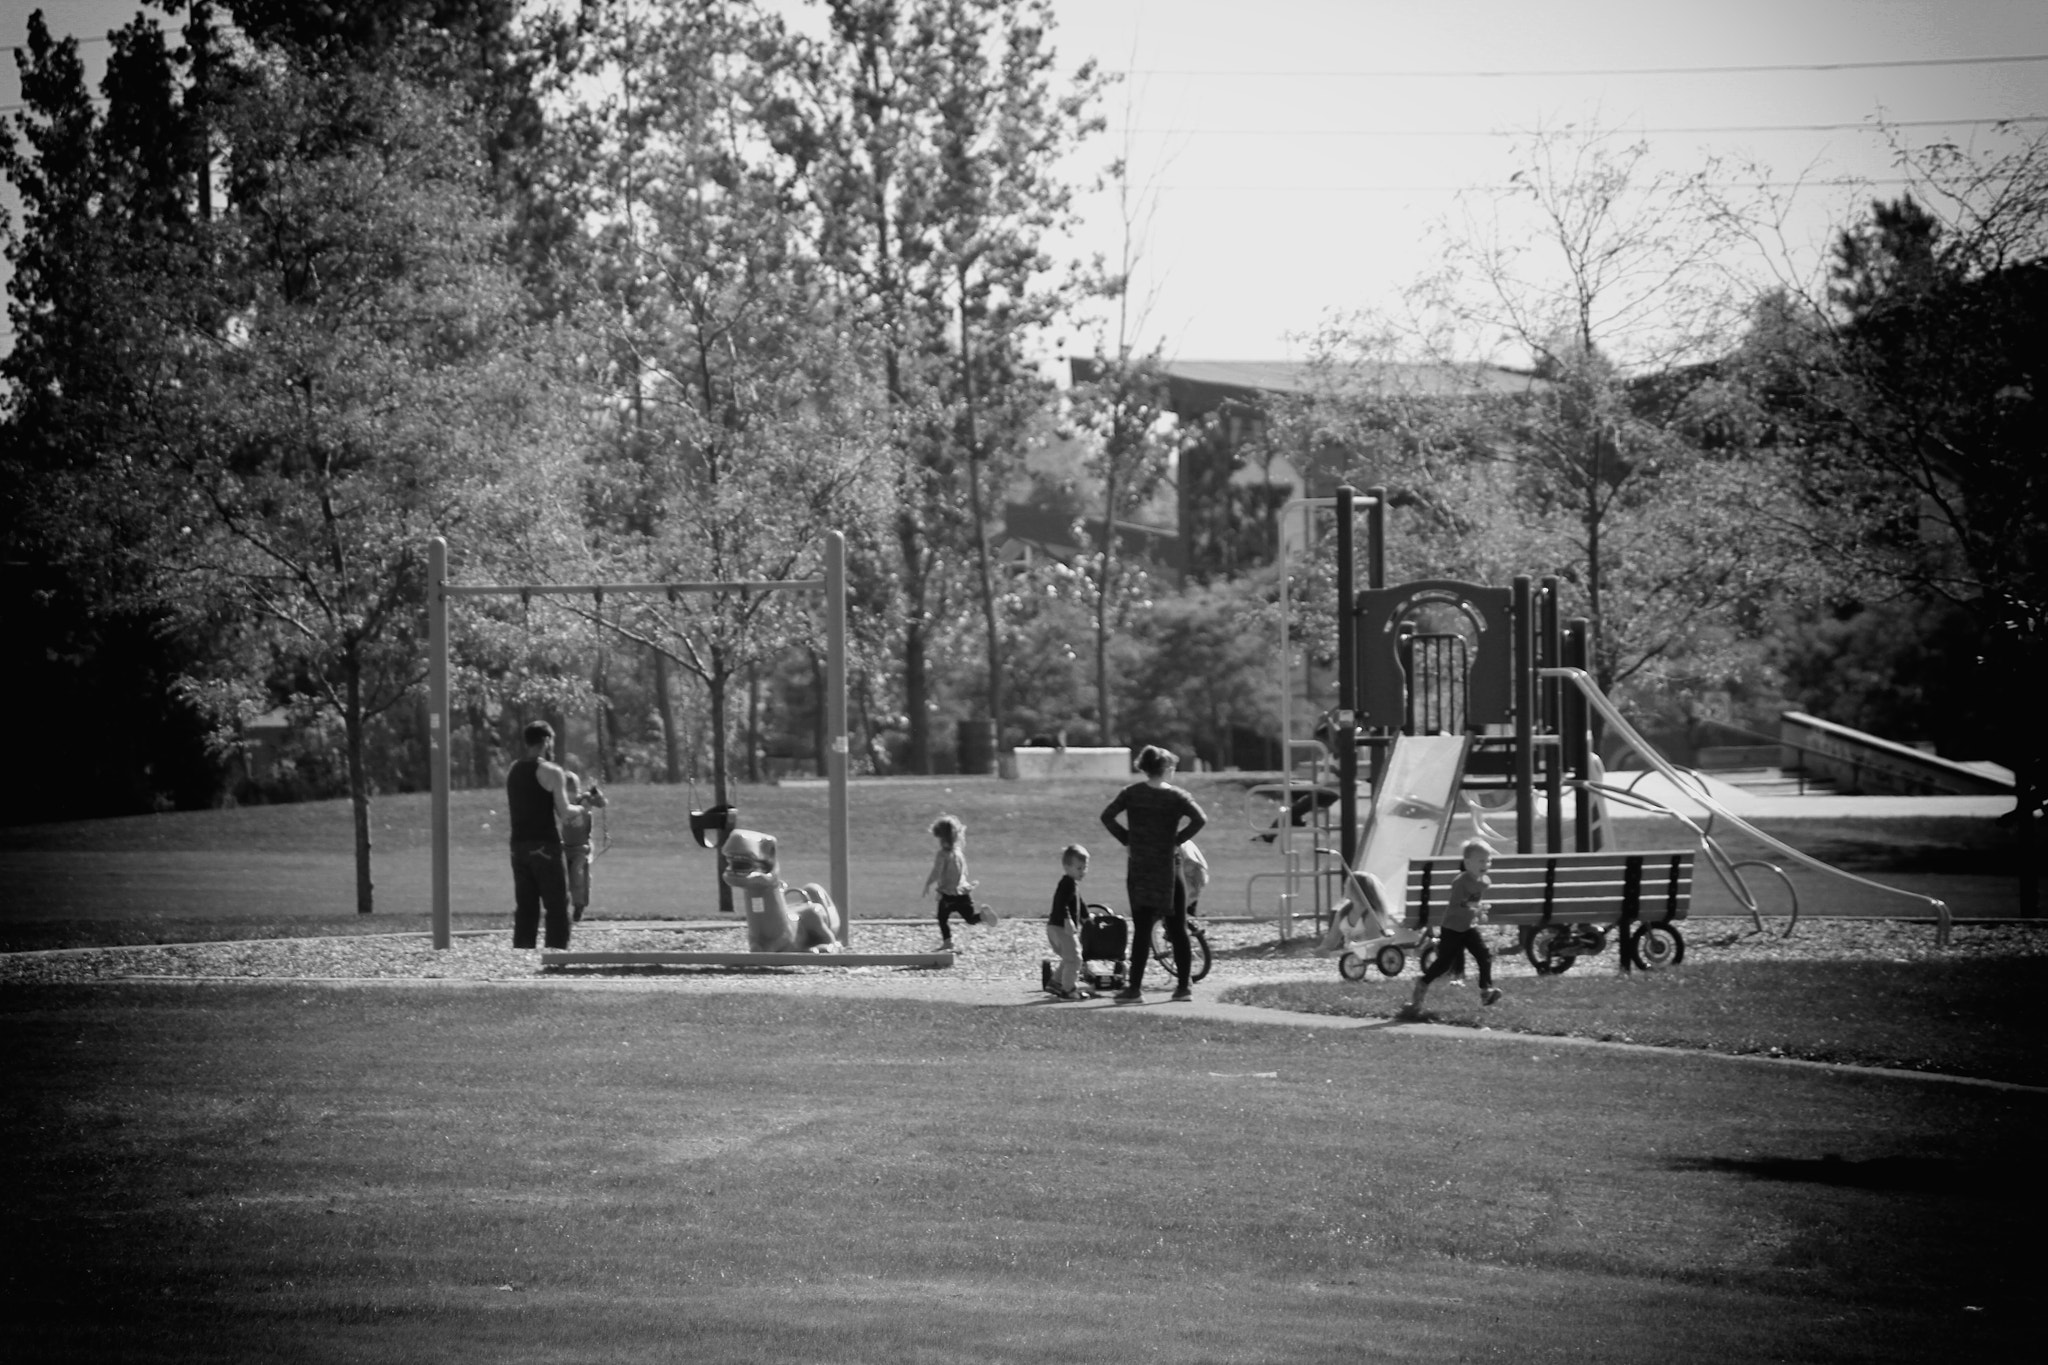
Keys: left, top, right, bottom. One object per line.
{"left": 1084, "top": 359, "right": 1544, "bottom": 421}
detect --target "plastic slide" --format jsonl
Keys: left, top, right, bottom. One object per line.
{"left": 1319, "top": 734, "right": 1469, "bottom": 955}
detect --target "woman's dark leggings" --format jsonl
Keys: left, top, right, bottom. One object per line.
{"left": 1128, "top": 881, "right": 1190, "bottom": 990}
{"left": 1421, "top": 926, "right": 1493, "bottom": 989}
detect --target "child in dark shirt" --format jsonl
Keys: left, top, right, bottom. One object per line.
{"left": 1046, "top": 843, "right": 1090, "bottom": 999}
{"left": 1403, "top": 838, "right": 1504, "bottom": 1017}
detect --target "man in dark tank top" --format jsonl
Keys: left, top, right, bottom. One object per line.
{"left": 507, "top": 720, "right": 578, "bottom": 949}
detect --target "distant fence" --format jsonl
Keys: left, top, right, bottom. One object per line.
{"left": 1779, "top": 712, "right": 2013, "bottom": 797}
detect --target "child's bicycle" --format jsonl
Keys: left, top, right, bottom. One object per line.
{"left": 1143, "top": 906, "right": 1213, "bottom": 984}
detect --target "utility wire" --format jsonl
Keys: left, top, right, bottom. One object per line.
{"left": 1115, "top": 53, "right": 2048, "bottom": 78}
{"left": 1109, "top": 116, "right": 2048, "bottom": 138}
{"left": 1130, "top": 176, "right": 1926, "bottom": 194}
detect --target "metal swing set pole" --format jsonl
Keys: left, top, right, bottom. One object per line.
{"left": 426, "top": 533, "right": 851, "bottom": 951}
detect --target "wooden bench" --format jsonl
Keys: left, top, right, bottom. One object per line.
{"left": 1405, "top": 849, "right": 1695, "bottom": 971}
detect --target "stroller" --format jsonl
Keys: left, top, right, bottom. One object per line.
{"left": 1320, "top": 865, "right": 1435, "bottom": 982}
{"left": 1040, "top": 903, "right": 1131, "bottom": 995}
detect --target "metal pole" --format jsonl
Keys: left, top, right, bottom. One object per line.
{"left": 1336, "top": 486, "right": 1358, "bottom": 870}
{"left": 1513, "top": 575, "right": 1535, "bottom": 854}
{"left": 1277, "top": 508, "right": 1295, "bottom": 936}
{"left": 826, "top": 531, "right": 851, "bottom": 945}
{"left": 1566, "top": 618, "right": 1592, "bottom": 851}
{"left": 1366, "top": 484, "right": 1386, "bottom": 591}
{"left": 429, "top": 537, "right": 451, "bottom": 949}
{"left": 1541, "top": 576, "right": 1563, "bottom": 854}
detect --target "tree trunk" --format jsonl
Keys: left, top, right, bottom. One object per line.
{"left": 1095, "top": 457, "right": 1121, "bottom": 743}
{"left": 811, "top": 649, "right": 829, "bottom": 778}
{"left": 467, "top": 701, "right": 494, "bottom": 788}
{"left": 344, "top": 654, "right": 374, "bottom": 915}
{"left": 708, "top": 650, "right": 734, "bottom": 916}
{"left": 746, "top": 664, "right": 761, "bottom": 784}
{"left": 960, "top": 276, "right": 1004, "bottom": 747}
{"left": 903, "top": 618, "right": 930, "bottom": 772}
{"left": 654, "top": 650, "right": 680, "bottom": 783}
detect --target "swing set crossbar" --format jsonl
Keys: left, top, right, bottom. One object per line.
{"left": 442, "top": 579, "right": 823, "bottom": 598}
{"left": 425, "top": 533, "right": 855, "bottom": 955}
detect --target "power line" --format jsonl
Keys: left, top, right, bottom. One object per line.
{"left": 3, "top": 33, "right": 112, "bottom": 49}
{"left": 1126, "top": 176, "right": 1925, "bottom": 194}
{"left": 1110, "top": 116, "right": 2048, "bottom": 138}
{"left": 1114, "top": 53, "right": 2048, "bottom": 79}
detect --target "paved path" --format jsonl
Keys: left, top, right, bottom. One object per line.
{"left": 866, "top": 976, "right": 2048, "bottom": 1094}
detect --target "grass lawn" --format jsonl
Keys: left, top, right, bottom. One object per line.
{"left": 0, "top": 777, "right": 2025, "bottom": 944}
{"left": 5, "top": 984, "right": 2043, "bottom": 1364}
{"left": 1226, "top": 956, "right": 2048, "bottom": 1087}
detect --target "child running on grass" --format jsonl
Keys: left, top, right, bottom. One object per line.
{"left": 1402, "top": 837, "right": 1504, "bottom": 1017}
{"left": 922, "top": 813, "right": 992, "bottom": 950}
{"left": 1046, "top": 843, "right": 1090, "bottom": 999}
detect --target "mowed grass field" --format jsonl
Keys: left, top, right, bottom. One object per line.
{"left": 2, "top": 782, "right": 2042, "bottom": 1361}
{"left": 5, "top": 984, "right": 2043, "bottom": 1364}
{"left": 0, "top": 774, "right": 2025, "bottom": 946}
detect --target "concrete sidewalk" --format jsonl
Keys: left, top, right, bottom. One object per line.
{"left": 921, "top": 978, "right": 2046, "bottom": 1094}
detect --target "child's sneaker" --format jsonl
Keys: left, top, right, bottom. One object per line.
{"left": 1481, "top": 987, "right": 1503, "bottom": 1006}
{"left": 1395, "top": 1003, "right": 1427, "bottom": 1021}
{"left": 1170, "top": 987, "right": 1193, "bottom": 1002}
{"left": 1112, "top": 987, "right": 1144, "bottom": 1003}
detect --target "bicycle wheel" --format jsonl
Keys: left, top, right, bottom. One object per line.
{"left": 1338, "top": 951, "right": 1369, "bottom": 981}
{"left": 1630, "top": 922, "right": 1685, "bottom": 970}
{"left": 1522, "top": 924, "right": 1576, "bottom": 976}
{"left": 1150, "top": 920, "right": 1212, "bottom": 983}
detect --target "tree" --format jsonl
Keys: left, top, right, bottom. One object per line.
{"left": 1283, "top": 127, "right": 1807, "bottom": 708}
{"left": 2, "top": 9, "right": 235, "bottom": 819}
{"left": 544, "top": 0, "right": 889, "bottom": 801}
{"left": 13, "top": 31, "right": 578, "bottom": 909}
{"left": 1120, "top": 577, "right": 1280, "bottom": 769}
{"left": 1065, "top": 93, "right": 1179, "bottom": 745}
{"left": 780, "top": 0, "right": 1104, "bottom": 767}
{"left": 1738, "top": 126, "right": 2048, "bottom": 910}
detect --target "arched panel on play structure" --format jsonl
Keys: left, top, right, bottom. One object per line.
{"left": 1355, "top": 581, "right": 1515, "bottom": 731}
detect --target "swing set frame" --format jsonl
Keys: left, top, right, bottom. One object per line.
{"left": 424, "top": 532, "right": 852, "bottom": 952}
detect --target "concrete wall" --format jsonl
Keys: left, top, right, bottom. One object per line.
{"left": 1008, "top": 747, "right": 1132, "bottom": 781}
{"left": 1780, "top": 711, "right": 2014, "bottom": 797}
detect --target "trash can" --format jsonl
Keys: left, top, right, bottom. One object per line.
{"left": 957, "top": 719, "right": 997, "bottom": 775}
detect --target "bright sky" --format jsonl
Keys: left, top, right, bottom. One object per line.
{"left": 7, "top": 0, "right": 2047, "bottom": 364}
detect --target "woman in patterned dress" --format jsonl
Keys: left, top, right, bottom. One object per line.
{"left": 1099, "top": 745, "right": 1207, "bottom": 1001}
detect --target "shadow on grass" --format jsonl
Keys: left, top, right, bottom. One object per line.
{"left": 1669, "top": 1154, "right": 1984, "bottom": 1196}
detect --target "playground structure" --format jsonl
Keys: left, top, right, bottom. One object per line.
{"left": 424, "top": 532, "right": 951, "bottom": 970}
{"left": 1252, "top": 486, "right": 1951, "bottom": 973}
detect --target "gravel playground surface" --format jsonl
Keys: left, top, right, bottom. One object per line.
{"left": 4, "top": 916, "right": 2040, "bottom": 997}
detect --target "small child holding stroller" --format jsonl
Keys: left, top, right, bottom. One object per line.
{"left": 1045, "top": 843, "right": 1092, "bottom": 999}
